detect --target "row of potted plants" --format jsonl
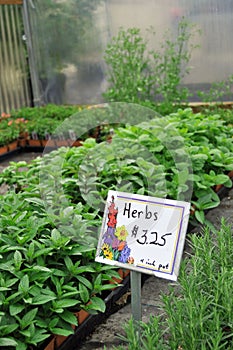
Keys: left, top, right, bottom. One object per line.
{"left": 0, "top": 105, "right": 233, "bottom": 349}
{"left": 2, "top": 98, "right": 233, "bottom": 157}
{"left": 0, "top": 104, "right": 113, "bottom": 155}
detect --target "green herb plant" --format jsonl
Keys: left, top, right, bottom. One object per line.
{"left": 0, "top": 183, "right": 120, "bottom": 348}
{"left": 112, "top": 219, "right": 233, "bottom": 350}
{"left": 1, "top": 106, "right": 233, "bottom": 348}
{"left": 0, "top": 119, "right": 19, "bottom": 146}
{"left": 27, "top": 117, "right": 60, "bottom": 140}
{"left": 10, "top": 104, "right": 84, "bottom": 121}
{"left": 103, "top": 18, "right": 200, "bottom": 114}
{"left": 1, "top": 108, "right": 233, "bottom": 227}
{"left": 197, "top": 74, "right": 233, "bottom": 113}
{"left": 103, "top": 27, "right": 152, "bottom": 103}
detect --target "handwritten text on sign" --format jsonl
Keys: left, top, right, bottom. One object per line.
{"left": 95, "top": 191, "right": 190, "bottom": 281}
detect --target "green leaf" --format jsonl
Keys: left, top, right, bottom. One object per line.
{"left": 16, "top": 340, "right": 27, "bottom": 350}
{"left": 19, "top": 329, "right": 30, "bottom": 337}
{"left": 6, "top": 291, "right": 21, "bottom": 302}
{"left": 48, "top": 317, "right": 59, "bottom": 328}
{"left": 29, "top": 331, "right": 50, "bottom": 345}
{"left": 18, "top": 275, "right": 29, "bottom": 294}
{"left": 76, "top": 266, "right": 96, "bottom": 274}
{"left": 64, "top": 256, "right": 74, "bottom": 271}
{"left": 54, "top": 299, "right": 79, "bottom": 309}
{"left": 51, "top": 268, "right": 67, "bottom": 277}
{"left": 32, "top": 294, "right": 56, "bottom": 305}
{"left": 214, "top": 174, "right": 230, "bottom": 185}
{"left": 10, "top": 304, "right": 24, "bottom": 316}
{"left": 86, "top": 296, "right": 106, "bottom": 313}
{"left": 25, "top": 197, "right": 45, "bottom": 207}
{"left": 97, "top": 283, "right": 120, "bottom": 291}
{"left": 60, "top": 310, "right": 78, "bottom": 326}
{"left": 51, "top": 228, "right": 61, "bottom": 241}
{"left": 50, "top": 327, "right": 74, "bottom": 337}
{"left": 0, "top": 338, "right": 18, "bottom": 346}
{"left": 20, "top": 308, "right": 38, "bottom": 329}
{"left": 195, "top": 210, "right": 205, "bottom": 224}
{"left": 0, "top": 324, "right": 19, "bottom": 335}
{"left": 32, "top": 265, "right": 51, "bottom": 273}
{"left": 15, "top": 211, "right": 27, "bottom": 224}
{"left": 33, "top": 247, "right": 53, "bottom": 258}
{"left": 79, "top": 283, "right": 90, "bottom": 304}
{"left": 76, "top": 275, "right": 93, "bottom": 289}
{"left": 6, "top": 278, "right": 18, "bottom": 288}
{"left": 202, "top": 201, "right": 220, "bottom": 210}
{"left": 93, "top": 274, "right": 102, "bottom": 290}
{"left": 27, "top": 241, "right": 35, "bottom": 258}
{"left": 0, "top": 286, "right": 10, "bottom": 291}
{"left": 0, "top": 262, "right": 14, "bottom": 272}
{"left": 14, "top": 250, "right": 22, "bottom": 268}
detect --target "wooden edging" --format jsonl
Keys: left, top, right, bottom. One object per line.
{"left": 0, "top": 0, "right": 23, "bottom": 4}
{"left": 0, "top": 139, "right": 84, "bottom": 162}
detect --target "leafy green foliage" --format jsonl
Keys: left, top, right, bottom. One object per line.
{"left": 103, "top": 19, "right": 200, "bottom": 114}
{"left": 0, "top": 106, "right": 233, "bottom": 347}
{"left": 10, "top": 104, "right": 84, "bottom": 121}
{"left": 103, "top": 27, "right": 152, "bottom": 103}
{"left": 1, "top": 107, "right": 233, "bottom": 226}
{"left": 0, "top": 119, "right": 19, "bottom": 146}
{"left": 113, "top": 220, "right": 233, "bottom": 350}
{"left": 0, "top": 190, "right": 119, "bottom": 347}
{"left": 197, "top": 74, "right": 233, "bottom": 105}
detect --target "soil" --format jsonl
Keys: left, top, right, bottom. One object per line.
{"left": 0, "top": 150, "right": 232, "bottom": 350}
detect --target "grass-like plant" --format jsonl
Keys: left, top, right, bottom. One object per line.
{"left": 112, "top": 219, "right": 233, "bottom": 350}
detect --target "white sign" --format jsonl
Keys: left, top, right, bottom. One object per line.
{"left": 95, "top": 191, "right": 190, "bottom": 281}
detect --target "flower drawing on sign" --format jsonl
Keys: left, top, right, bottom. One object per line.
{"left": 115, "top": 225, "right": 128, "bottom": 241}
{"left": 100, "top": 196, "right": 134, "bottom": 264}
{"left": 118, "top": 245, "right": 131, "bottom": 263}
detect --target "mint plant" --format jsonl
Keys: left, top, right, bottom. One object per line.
{"left": 1, "top": 106, "right": 233, "bottom": 347}
{"left": 0, "top": 189, "right": 120, "bottom": 349}
{"left": 1, "top": 107, "right": 233, "bottom": 228}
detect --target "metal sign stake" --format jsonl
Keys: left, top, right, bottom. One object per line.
{"left": 130, "top": 270, "right": 142, "bottom": 322}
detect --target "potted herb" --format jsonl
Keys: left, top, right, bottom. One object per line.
{"left": 27, "top": 117, "right": 60, "bottom": 147}
{"left": 0, "top": 134, "right": 9, "bottom": 155}
{"left": 0, "top": 120, "right": 20, "bottom": 152}
{"left": 0, "top": 187, "right": 120, "bottom": 349}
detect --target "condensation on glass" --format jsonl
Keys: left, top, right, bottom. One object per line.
{"left": 26, "top": 0, "right": 233, "bottom": 106}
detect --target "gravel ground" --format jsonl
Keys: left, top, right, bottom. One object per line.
{"left": 0, "top": 151, "right": 232, "bottom": 350}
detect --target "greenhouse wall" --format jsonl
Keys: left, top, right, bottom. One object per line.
{"left": 25, "top": 0, "right": 233, "bottom": 106}
{"left": 0, "top": 1, "right": 31, "bottom": 113}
